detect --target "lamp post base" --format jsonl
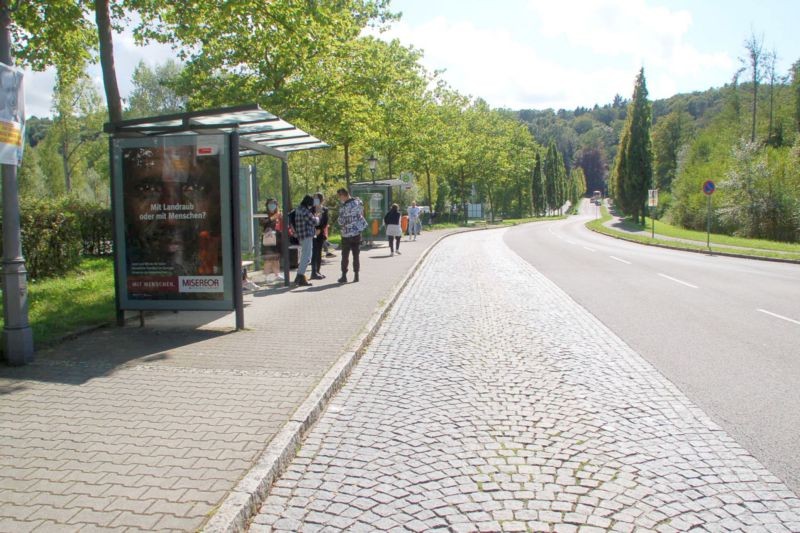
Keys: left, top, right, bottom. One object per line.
{"left": 2, "top": 263, "right": 34, "bottom": 365}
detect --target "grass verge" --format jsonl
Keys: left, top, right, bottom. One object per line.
{"left": 587, "top": 205, "right": 800, "bottom": 263}
{"left": 0, "top": 257, "right": 116, "bottom": 350}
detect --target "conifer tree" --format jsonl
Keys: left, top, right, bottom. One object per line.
{"left": 612, "top": 68, "right": 653, "bottom": 224}
{"left": 532, "top": 152, "right": 545, "bottom": 216}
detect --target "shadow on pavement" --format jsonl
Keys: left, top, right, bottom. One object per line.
{"left": 0, "top": 323, "right": 231, "bottom": 387}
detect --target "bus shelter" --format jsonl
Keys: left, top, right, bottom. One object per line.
{"left": 105, "top": 104, "right": 328, "bottom": 330}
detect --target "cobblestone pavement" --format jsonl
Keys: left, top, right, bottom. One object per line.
{"left": 251, "top": 228, "right": 800, "bottom": 532}
{"left": 0, "top": 231, "right": 446, "bottom": 532}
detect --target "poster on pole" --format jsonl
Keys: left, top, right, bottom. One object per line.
{"left": 112, "top": 134, "right": 234, "bottom": 311}
{"left": 0, "top": 63, "right": 25, "bottom": 165}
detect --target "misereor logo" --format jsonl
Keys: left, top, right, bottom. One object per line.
{"left": 178, "top": 276, "right": 224, "bottom": 293}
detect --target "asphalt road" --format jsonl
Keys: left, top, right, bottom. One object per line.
{"left": 505, "top": 199, "right": 800, "bottom": 496}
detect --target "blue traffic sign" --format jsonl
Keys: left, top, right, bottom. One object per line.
{"left": 703, "top": 180, "right": 716, "bottom": 195}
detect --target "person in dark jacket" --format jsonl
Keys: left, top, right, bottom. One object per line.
{"left": 384, "top": 203, "right": 403, "bottom": 256}
{"left": 310, "top": 192, "right": 329, "bottom": 280}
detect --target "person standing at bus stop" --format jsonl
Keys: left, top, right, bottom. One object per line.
{"left": 310, "top": 192, "right": 329, "bottom": 280}
{"left": 293, "top": 195, "right": 319, "bottom": 287}
{"left": 337, "top": 188, "right": 367, "bottom": 283}
{"left": 407, "top": 201, "right": 421, "bottom": 240}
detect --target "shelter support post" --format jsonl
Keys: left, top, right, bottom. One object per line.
{"left": 281, "top": 158, "right": 291, "bottom": 287}
{"left": 230, "top": 132, "right": 245, "bottom": 330}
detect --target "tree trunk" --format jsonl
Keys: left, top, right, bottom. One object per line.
{"left": 344, "top": 143, "right": 351, "bottom": 190}
{"left": 61, "top": 138, "right": 71, "bottom": 192}
{"left": 95, "top": 0, "right": 123, "bottom": 124}
{"left": 487, "top": 185, "right": 494, "bottom": 223}
{"left": 425, "top": 165, "right": 432, "bottom": 209}
{"left": 460, "top": 166, "right": 467, "bottom": 225}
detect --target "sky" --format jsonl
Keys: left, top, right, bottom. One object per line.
{"left": 23, "top": 0, "right": 800, "bottom": 118}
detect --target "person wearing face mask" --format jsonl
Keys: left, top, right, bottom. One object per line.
{"left": 260, "top": 198, "right": 283, "bottom": 283}
{"left": 310, "top": 192, "right": 329, "bottom": 280}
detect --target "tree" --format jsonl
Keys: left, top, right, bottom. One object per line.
{"left": 613, "top": 68, "right": 653, "bottom": 224}
{"left": 791, "top": 59, "right": 800, "bottom": 134}
{"left": 543, "top": 141, "right": 566, "bottom": 215}
{"left": 532, "top": 151, "right": 545, "bottom": 216}
{"left": 652, "top": 110, "right": 694, "bottom": 190}
{"left": 574, "top": 147, "right": 606, "bottom": 196}
{"left": 127, "top": 59, "right": 186, "bottom": 117}
{"left": 52, "top": 72, "right": 104, "bottom": 193}
{"left": 742, "top": 33, "right": 765, "bottom": 143}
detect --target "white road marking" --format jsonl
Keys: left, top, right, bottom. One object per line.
{"left": 658, "top": 273, "right": 699, "bottom": 289}
{"left": 610, "top": 256, "right": 632, "bottom": 265}
{"left": 567, "top": 239, "right": 577, "bottom": 245}
{"left": 757, "top": 309, "right": 800, "bottom": 326}
{"left": 583, "top": 246, "right": 596, "bottom": 252}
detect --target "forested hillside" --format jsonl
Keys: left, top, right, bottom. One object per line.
{"left": 518, "top": 47, "right": 800, "bottom": 242}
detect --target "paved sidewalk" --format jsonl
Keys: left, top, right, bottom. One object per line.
{"left": 0, "top": 230, "right": 447, "bottom": 532}
{"left": 251, "top": 228, "right": 800, "bottom": 532}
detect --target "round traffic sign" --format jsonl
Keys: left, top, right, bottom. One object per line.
{"left": 702, "top": 180, "right": 716, "bottom": 195}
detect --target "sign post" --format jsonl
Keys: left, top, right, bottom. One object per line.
{"left": 702, "top": 180, "right": 716, "bottom": 250}
{"left": 647, "top": 189, "right": 658, "bottom": 239}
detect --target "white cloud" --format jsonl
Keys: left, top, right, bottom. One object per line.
{"left": 527, "top": 0, "right": 733, "bottom": 83}
{"left": 373, "top": 0, "right": 735, "bottom": 109}
{"left": 375, "top": 17, "right": 636, "bottom": 110}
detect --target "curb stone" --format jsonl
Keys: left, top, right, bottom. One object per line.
{"left": 200, "top": 226, "right": 489, "bottom": 533}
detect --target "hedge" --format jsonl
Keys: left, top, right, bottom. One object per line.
{"left": 0, "top": 198, "right": 112, "bottom": 279}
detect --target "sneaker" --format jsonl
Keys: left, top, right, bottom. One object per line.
{"left": 396, "top": 250, "right": 401, "bottom": 255}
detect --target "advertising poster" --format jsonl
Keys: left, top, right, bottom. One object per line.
{"left": 113, "top": 134, "right": 234, "bottom": 310}
{"left": 353, "top": 186, "right": 388, "bottom": 239}
{"left": 0, "top": 63, "right": 25, "bottom": 165}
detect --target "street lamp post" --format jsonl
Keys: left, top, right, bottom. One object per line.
{"left": 368, "top": 154, "right": 377, "bottom": 184}
{"left": 0, "top": 4, "right": 33, "bottom": 364}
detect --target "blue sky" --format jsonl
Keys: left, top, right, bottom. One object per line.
{"left": 24, "top": 0, "right": 800, "bottom": 117}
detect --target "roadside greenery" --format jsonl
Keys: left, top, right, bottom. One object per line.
{"left": 587, "top": 204, "right": 800, "bottom": 262}
{"left": 0, "top": 258, "right": 115, "bottom": 347}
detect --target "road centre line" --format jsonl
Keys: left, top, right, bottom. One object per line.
{"left": 609, "top": 256, "right": 632, "bottom": 265}
{"left": 757, "top": 308, "right": 800, "bottom": 326}
{"left": 658, "top": 273, "right": 699, "bottom": 289}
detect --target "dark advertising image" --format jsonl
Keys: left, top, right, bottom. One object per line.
{"left": 113, "top": 134, "right": 233, "bottom": 309}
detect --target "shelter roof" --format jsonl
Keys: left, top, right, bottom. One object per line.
{"left": 105, "top": 104, "right": 328, "bottom": 159}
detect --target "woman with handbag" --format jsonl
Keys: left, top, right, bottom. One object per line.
{"left": 261, "top": 198, "right": 284, "bottom": 283}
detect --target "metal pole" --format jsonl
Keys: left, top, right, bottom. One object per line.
{"left": 651, "top": 206, "right": 655, "bottom": 239}
{"left": 0, "top": 4, "right": 33, "bottom": 364}
{"left": 230, "top": 132, "right": 244, "bottom": 330}
{"left": 280, "top": 158, "right": 291, "bottom": 287}
{"left": 706, "top": 194, "right": 711, "bottom": 250}
{"left": 109, "top": 137, "right": 124, "bottom": 327}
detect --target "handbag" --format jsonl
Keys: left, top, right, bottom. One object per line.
{"left": 262, "top": 229, "right": 277, "bottom": 246}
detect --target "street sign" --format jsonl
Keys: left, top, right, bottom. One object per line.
{"left": 703, "top": 180, "right": 716, "bottom": 195}
{"left": 648, "top": 189, "right": 658, "bottom": 207}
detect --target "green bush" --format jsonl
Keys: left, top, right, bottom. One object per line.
{"left": 61, "top": 199, "right": 113, "bottom": 256}
{"left": 19, "top": 198, "right": 83, "bottom": 278}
